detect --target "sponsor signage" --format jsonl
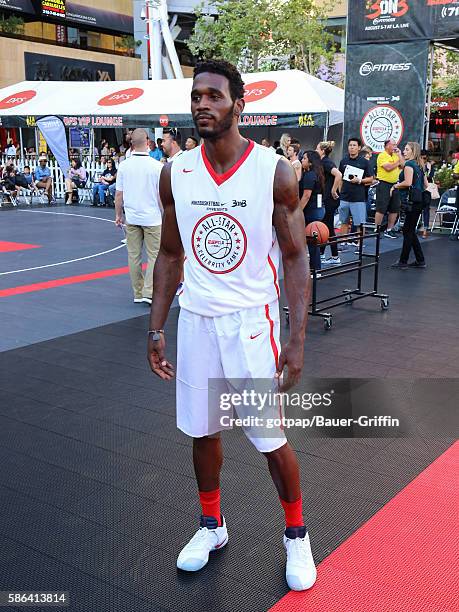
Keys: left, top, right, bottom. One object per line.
{"left": 25, "top": 53, "right": 115, "bottom": 82}
{"left": 69, "top": 127, "right": 90, "bottom": 148}
{"left": 348, "top": 0, "right": 459, "bottom": 43}
{"left": 344, "top": 41, "right": 429, "bottom": 152}
{"left": 41, "top": 0, "right": 65, "bottom": 18}
{"left": 0, "top": 90, "right": 36, "bottom": 110}
{"left": 63, "top": 116, "right": 124, "bottom": 127}
{"left": 98, "top": 88, "right": 144, "bottom": 106}
{"left": 243, "top": 81, "right": 277, "bottom": 103}
{"left": 0, "top": 0, "right": 35, "bottom": 13}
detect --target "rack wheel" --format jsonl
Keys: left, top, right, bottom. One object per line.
{"left": 344, "top": 294, "right": 352, "bottom": 304}
{"left": 323, "top": 317, "right": 332, "bottom": 330}
{"left": 285, "top": 312, "right": 290, "bottom": 326}
{"left": 381, "top": 297, "right": 389, "bottom": 310}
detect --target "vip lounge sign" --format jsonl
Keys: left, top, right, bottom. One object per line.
{"left": 344, "top": 41, "right": 430, "bottom": 153}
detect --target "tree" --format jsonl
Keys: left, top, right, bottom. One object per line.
{"left": 187, "top": 0, "right": 338, "bottom": 79}
{"left": 271, "top": 0, "right": 337, "bottom": 76}
{"left": 432, "top": 47, "right": 459, "bottom": 101}
{"left": 187, "top": 0, "right": 274, "bottom": 71}
{"left": 0, "top": 16, "right": 25, "bottom": 35}
{"left": 116, "top": 35, "right": 142, "bottom": 57}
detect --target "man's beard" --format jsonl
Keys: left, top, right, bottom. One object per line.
{"left": 194, "top": 105, "right": 235, "bottom": 139}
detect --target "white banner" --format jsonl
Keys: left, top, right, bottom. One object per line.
{"left": 36, "top": 115, "right": 70, "bottom": 176}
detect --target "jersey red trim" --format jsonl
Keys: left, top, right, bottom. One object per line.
{"left": 267, "top": 255, "right": 280, "bottom": 298}
{"left": 265, "top": 304, "right": 279, "bottom": 370}
{"left": 201, "top": 139, "right": 255, "bottom": 186}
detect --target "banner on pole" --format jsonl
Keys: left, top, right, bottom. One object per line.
{"left": 36, "top": 116, "right": 70, "bottom": 176}
{"left": 348, "top": 0, "right": 459, "bottom": 44}
{"left": 343, "top": 40, "right": 430, "bottom": 153}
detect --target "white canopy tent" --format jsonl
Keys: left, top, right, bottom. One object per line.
{"left": 0, "top": 70, "right": 344, "bottom": 131}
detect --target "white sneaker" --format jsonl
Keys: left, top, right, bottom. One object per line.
{"left": 325, "top": 256, "right": 341, "bottom": 265}
{"left": 283, "top": 526, "right": 317, "bottom": 591}
{"left": 177, "top": 516, "right": 228, "bottom": 572}
{"left": 133, "top": 298, "right": 143, "bottom": 303}
{"left": 142, "top": 297, "right": 152, "bottom": 305}
{"left": 320, "top": 254, "right": 326, "bottom": 262}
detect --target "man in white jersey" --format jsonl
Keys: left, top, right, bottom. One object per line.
{"left": 147, "top": 60, "right": 315, "bottom": 591}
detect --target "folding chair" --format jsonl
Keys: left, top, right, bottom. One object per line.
{"left": 430, "top": 187, "right": 458, "bottom": 233}
{"left": 78, "top": 174, "right": 93, "bottom": 204}
{"left": 1, "top": 186, "right": 17, "bottom": 207}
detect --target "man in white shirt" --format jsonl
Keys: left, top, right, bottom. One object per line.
{"left": 162, "top": 129, "right": 183, "bottom": 162}
{"left": 115, "top": 129, "right": 163, "bottom": 305}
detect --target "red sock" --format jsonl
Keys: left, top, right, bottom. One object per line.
{"left": 199, "top": 488, "right": 222, "bottom": 526}
{"left": 280, "top": 496, "right": 304, "bottom": 528}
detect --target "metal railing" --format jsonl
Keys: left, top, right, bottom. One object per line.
{"left": 1, "top": 156, "right": 106, "bottom": 200}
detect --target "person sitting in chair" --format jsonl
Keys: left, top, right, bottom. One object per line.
{"left": 92, "top": 158, "right": 117, "bottom": 207}
{"left": 65, "top": 159, "right": 87, "bottom": 205}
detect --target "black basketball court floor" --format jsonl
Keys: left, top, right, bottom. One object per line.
{"left": 0, "top": 204, "right": 457, "bottom": 612}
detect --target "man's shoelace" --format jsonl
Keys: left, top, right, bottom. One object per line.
{"left": 187, "top": 527, "right": 218, "bottom": 550}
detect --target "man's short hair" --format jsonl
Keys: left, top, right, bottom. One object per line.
{"left": 164, "top": 128, "right": 182, "bottom": 147}
{"left": 348, "top": 137, "right": 362, "bottom": 147}
{"left": 384, "top": 139, "right": 395, "bottom": 147}
{"left": 188, "top": 136, "right": 198, "bottom": 146}
{"left": 194, "top": 59, "right": 245, "bottom": 102}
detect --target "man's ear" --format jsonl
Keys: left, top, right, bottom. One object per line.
{"left": 234, "top": 98, "right": 245, "bottom": 118}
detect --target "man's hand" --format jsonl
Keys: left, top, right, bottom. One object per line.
{"left": 276, "top": 340, "right": 304, "bottom": 391}
{"left": 350, "top": 177, "right": 361, "bottom": 184}
{"left": 147, "top": 334, "right": 175, "bottom": 380}
{"left": 115, "top": 213, "right": 124, "bottom": 227}
{"left": 331, "top": 188, "right": 339, "bottom": 200}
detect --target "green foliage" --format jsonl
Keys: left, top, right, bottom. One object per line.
{"left": 432, "top": 78, "right": 459, "bottom": 101}
{"left": 116, "top": 35, "right": 142, "bottom": 55}
{"left": 433, "top": 164, "right": 456, "bottom": 190}
{"left": 187, "top": 0, "right": 339, "bottom": 79}
{"left": 0, "top": 15, "right": 25, "bottom": 34}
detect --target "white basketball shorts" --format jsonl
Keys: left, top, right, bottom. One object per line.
{"left": 176, "top": 301, "right": 287, "bottom": 453}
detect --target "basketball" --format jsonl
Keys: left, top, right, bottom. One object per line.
{"left": 305, "top": 221, "right": 329, "bottom": 245}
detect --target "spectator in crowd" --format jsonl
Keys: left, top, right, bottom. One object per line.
{"left": 149, "top": 139, "right": 164, "bottom": 161}
{"left": 278, "top": 133, "right": 291, "bottom": 157}
{"left": 316, "top": 140, "right": 342, "bottom": 265}
{"left": 162, "top": 129, "right": 183, "bottom": 162}
{"left": 300, "top": 150, "right": 325, "bottom": 270}
{"left": 34, "top": 155, "right": 54, "bottom": 204}
{"left": 92, "top": 158, "right": 117, "bottom": 207}
{"left": 185, "top": 136, "right": 199, "bottom": 151}
{"left": 287, "top": 143, "right": 302, "bottom": 182}
{"left": 64, "top": 159, "right": 87, "bottom": 205}
{"left": 391, "top": 142, "right": 428, "bottom": 269}
{"left": 115, "top": 128, "right": 163, "bottom": 305}
{"left": 420, "top": 149, "right": 438, "bottom": 238}
{"left": 375, "top": 139, "right": 404, "bottom": 238}
{"left": 2, "top": 164, "right": 18, "bottom": 199}
{"left": 5, "top": 140, "right": 16, "bottom": 158}
{"left": 14, "top": 165, "right": 35, "bottom": 196}
{"left": 156, "top": 138, "right": 163, "bottom": 152}
{"left": 124, "top": 129, "right": 134, "bottom": 158}
{"left": 261, "top": 138, "right": 275, "bottom": 150}
{"left": 338, "top": 138, "right": 374, "bottom": 246}
{"left": 100, "top": 141, "right": 110, "bottom": 156}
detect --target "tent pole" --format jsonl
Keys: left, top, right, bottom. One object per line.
{"left": 19, "top": 127, "right": 24, "bottom": 162}
{"left": 34, "top": 127, "right": 39, "bottom": 157}
{"left": 424, "top": 44, "right": 434, "bottom": 150}
{"left": 323, "top": 112, "right": 329, "bottom": 141}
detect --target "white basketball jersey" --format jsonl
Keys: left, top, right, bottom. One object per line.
{"left": 171, "top": 140, "right": 281, "bottom": 317}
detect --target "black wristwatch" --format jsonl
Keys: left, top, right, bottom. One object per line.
{"left": 148, "top": 329, "right": 164, "bottom": 342}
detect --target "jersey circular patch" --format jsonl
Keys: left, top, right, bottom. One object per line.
{"left": 360, "top": 105, "right": 404, "bottom": 153}
{"left": 191, "top": 212, "right": 247, "bottom": 274}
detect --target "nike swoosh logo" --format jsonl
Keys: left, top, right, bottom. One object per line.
{"left": 250, "top": 332, "right": 262, "bottom": 340}
{"left": 183, "top": 169, "right": 193, "bottom": 173}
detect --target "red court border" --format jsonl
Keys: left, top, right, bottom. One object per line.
{"left": 270, "top": 441, "right": 458, "bottom": 612}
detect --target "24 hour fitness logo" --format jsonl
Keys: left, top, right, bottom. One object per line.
{"left": 359, "top": 62, "right": 412, "bottom": 76}
{"left": 0, "top": 90, "right": 36, "bottom": 110}
{"left": 192, "top": 212, "right": 247, "bottom": 274}
{"left": 360, "top": 105, "right": 404, "bottom": 153}
{"left": 98, "top": 88, "right": 144, "bottom": 106}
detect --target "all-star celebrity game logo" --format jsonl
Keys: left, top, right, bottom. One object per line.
{"left": 360, "top": 105, "right": 404, "bottom": 153}
{"left": 192, "top": 212, "right": 247, "bottom": 274}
